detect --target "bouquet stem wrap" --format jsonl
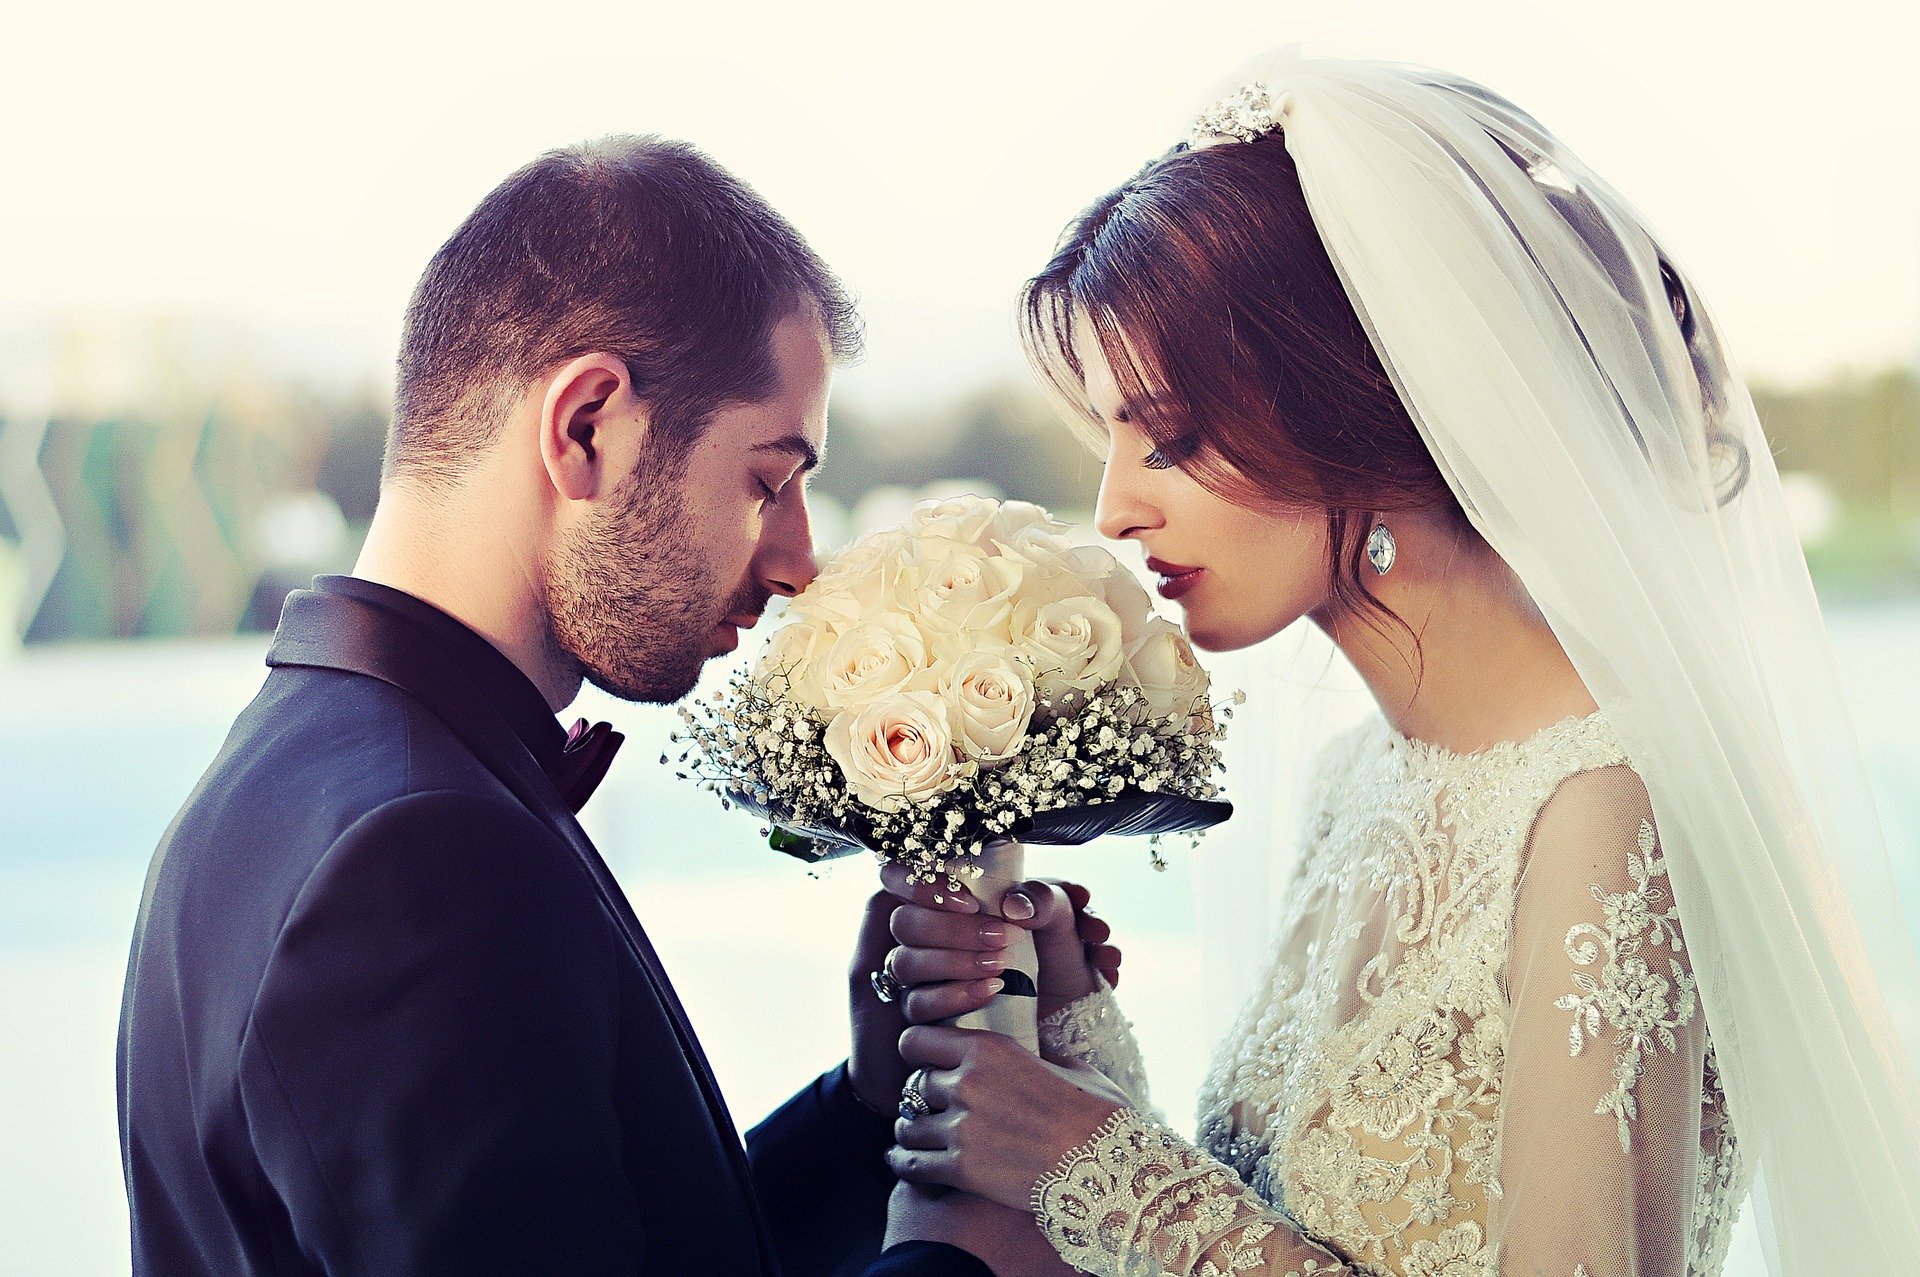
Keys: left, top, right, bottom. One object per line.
{"left": 943, "top": 838, "right": 1040, "bottom": 1054}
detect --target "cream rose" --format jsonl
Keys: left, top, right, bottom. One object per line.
{"left": 1092, "top": 556, "right": 1157, "bottom": 639}
{"left": 907, "top": 543, "right": 1025, "bottom": 640}
{"left": 993, "top": 523, "right": 1073, "bottom": 561}
{"left": 754, "top": 618, "right": 834, "bottom": 708}
{"left": 1018, "top": 595, "right": 1126, "bottom": 702}
{"left": 792, "top": 530, "right": 911, "bottom": 630}
{"left": 823, "top": 691, "right": 964, "bottom": 811}
{"left": 909, "top": 496, "right": 1000, "bottom": 548}
{"left": 818, "top": 614, "right": 929, "bottom": 711}
{"left": 1125, "top": 617, "right": 1211, "bottom": 725}
{"left": 940, "top": 647, "right": 1037, "bottom": 764}
{"left": 986, "top": 499, "right": 1068, "bottom": 544}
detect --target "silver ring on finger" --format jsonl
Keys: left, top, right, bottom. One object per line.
{"left": 898, "top": 1068, "right": 933, "bottom": 1121}
{"left": 869, "top": 967, "right": 904, "bottom": 1005}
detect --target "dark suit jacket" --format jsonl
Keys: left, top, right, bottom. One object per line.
{"left": 117, "top": 576, "right": 987, "bottom": 1276}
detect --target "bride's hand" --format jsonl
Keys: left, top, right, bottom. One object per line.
{"left": 888, "top": 1024, "right": 1126, "bottom": 1212}
{"left": 878, "top": 864, "right": 1122, "bottom": 1024}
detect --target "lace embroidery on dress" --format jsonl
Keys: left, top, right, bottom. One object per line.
{"left": 1041, "top": 982, "right": 1153, "bottom": 1112}
{"left": 1033, "top": 1108, "right": 1343, "bottom": 1277}
{"left": 1553, "top": 817, "right": 1698, "bottom": 1153}
{"left": 1025, "top": 711, "right": 1752, "bottom": 1277}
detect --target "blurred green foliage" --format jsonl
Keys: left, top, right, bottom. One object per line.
{"left": 1753, "top": 370, "right": 1920, "bottom": 599}
{"left": 1, "top": 363, "right": 1916, "bottom": 645}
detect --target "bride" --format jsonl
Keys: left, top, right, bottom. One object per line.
{"left": 874, "top": 49, "right": 1920, "bottom": 1276}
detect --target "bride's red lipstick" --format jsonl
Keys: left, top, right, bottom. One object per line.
{"left": 1146, "top": 557, "right": 1205, "bottom": 601}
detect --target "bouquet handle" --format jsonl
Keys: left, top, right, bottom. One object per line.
{"left": 945, "top": 838, "right": 1040, "bottom": 1054}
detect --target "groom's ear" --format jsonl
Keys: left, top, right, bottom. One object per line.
{"left": 536, "top": 353, "right": 638, "bottom": 502}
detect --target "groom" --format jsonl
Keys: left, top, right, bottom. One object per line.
{"left": 116, "top": 137, "right": 1038, "bottom": 1275}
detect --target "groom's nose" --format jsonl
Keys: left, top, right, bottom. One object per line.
{"left": 757, "top": 492, "right": 820, "bottom": 598}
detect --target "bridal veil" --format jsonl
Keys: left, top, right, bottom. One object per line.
{"left": 1190, "top": 49, "right": 1920, "bottom": 1275}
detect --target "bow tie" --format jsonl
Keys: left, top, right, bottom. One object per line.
{"left": 550, "top": 718, "right": 625, "bottom": 814}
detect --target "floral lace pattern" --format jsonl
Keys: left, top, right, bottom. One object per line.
{"left": 1033, "top": 1108, "right": 1346, "bottom": 1277}
{"left": 1029, "top": 712, "right": 1751, "bottom": 1276}
{"left": 1554, "top": 817, "right": 1698, "bottom": 1153}
{"left": 1041, "top": 980, "right": 1153, "bottom": 1112}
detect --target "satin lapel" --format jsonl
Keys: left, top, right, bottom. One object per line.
{"left": 268, "top": 588, "right": 776, "bottom": 1273}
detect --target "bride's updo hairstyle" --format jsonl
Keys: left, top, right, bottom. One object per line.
{"left": 1021, "top": 129, "right": 1742, "bottom": 652}
{"left": 1022, "top": 133, "right": 1462, "bottom": 649}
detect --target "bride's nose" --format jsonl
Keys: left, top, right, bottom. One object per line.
{"left": 1096, "top": 458, "right": 1161, "bottom": 543}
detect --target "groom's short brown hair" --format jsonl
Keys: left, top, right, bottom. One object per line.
{"left": 389, "top": 135, "right": 861, "bottom": 486}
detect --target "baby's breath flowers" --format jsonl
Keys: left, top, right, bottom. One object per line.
{"left": 673, "top": 495, "right": 1235, "bottom": 884}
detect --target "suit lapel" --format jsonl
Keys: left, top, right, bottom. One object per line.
{"left": 268, "top": 586, "right": 776, "bottom": 1272}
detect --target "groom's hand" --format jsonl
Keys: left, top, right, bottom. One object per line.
{"left": 883, "top": 1182, "right": 1076, "bottom": 1276}
{"left": 849, "top": 889, "right": 915, "bottom": 1114}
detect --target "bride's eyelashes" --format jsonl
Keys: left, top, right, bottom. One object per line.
{"left": 1142, "top": 435, "right": 1199, "bottom": 471}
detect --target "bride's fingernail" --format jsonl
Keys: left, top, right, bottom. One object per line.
{"left": 1003, "top": 891, "right": 1036, "bottom": 921}
{"left": 977, "top": 950, "right": 1009, "bottom": 971}
{"left": 978, "top": 925, "right": 1008, "bottom": 946}
{"left": 978, "top": 978, "right": 1005, "bottom": 997}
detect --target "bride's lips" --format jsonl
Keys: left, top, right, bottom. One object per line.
{"left": 1146, "top": 557, "right": 1205, "bottom": 601}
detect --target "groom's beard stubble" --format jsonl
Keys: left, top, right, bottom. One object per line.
{"left": 547, "top": 463, "right": 734, "bottom": 705}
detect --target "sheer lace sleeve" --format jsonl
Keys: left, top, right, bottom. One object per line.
{"left": 1031, "top": 1109, "right": 1356, "bottom": 1276}
{"left": 1038, "top": 980, "right": 1153, "bottom": 1113}
{"left": 1493, "top": 764, "right": 1708, "bottom": 1276}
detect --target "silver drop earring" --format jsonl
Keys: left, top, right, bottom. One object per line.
{"left": 1366, "top": 520, "right": 1397, "bottom": 575}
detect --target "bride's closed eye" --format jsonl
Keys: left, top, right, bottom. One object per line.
{"left": 1143, "top": 436, "right": 1199, "bottom": 471}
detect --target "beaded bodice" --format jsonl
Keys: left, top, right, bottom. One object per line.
{"left": 1032, "top": 712, "right": 1751, "bottom": 1277}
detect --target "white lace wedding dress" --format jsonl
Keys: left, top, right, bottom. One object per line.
{"left": 1031, "top": 710, "right": 1754, "bottom": 1276}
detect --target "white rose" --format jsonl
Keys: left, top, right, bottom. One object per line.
{"left": 906, "top": 542, "right": 1024, "bottom": 640}
{"left": 1018, "top": 595, "right": 1126, "bottom": 703}
{"left": 1093, "top": 559, "right": 1157, "bottom": 640}
{"left": 991, "top": 521, "right": 1076, "bottom": 570}
{"left": 824, "top": 691, "right": 965, "bottom": 812}
{"left": 754, "top": 618, "right": 834, "bottom": 708}
{"left": 909, "top": 495, "right": 1001, "bottom": 548}
{"left": 819, "top": 614, "right": 930, "bottom": 711}
{"left": 940, "top": 647, "right": 1036, "bottom": 764}
{"left": 993, "top": 530, "right": 1104, "bottom": 614}
{"left": 793, "top": 530, "right": 912, "bottom": 631}
{"left": 1125, "top": 617, "right": 1211, "bottom": 726}
{"left": 986, "top": 499, "right": 1068, "bottom": 544}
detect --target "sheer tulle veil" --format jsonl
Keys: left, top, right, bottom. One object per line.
{"left": 1188, "top": 48, "right": 1920, "bottom": 1273}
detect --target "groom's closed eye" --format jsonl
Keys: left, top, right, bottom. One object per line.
{"left": 751, "top": 435, "right": 823, "bottom": 473}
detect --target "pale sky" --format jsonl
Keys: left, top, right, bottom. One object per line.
{"left": 5, "top": 0, "right": 1917, "bottom": 412}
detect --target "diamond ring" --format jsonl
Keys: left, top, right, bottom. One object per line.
{"left": 898, "top": 1069, "right": 934, "bottom": 1121}
{"left": 870, "top": 967, "right": 904, "bottom": 1005}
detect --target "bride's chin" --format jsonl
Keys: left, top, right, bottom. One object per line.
{"left": 1180, "top": 610, "right": 1239, "bottom": 654}
{"left": 1182, "top": 603, "right": 1295, "bottom": 654}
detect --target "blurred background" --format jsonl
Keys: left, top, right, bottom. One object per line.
{"left": 4, "top": 1, "right": 1918, "bottom": 1271}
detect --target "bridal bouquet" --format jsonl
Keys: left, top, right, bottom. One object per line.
{"left": 674, "top": 495, "right": 1232, "bottom": 1047}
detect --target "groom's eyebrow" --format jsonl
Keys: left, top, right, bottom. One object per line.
{"left": 752, "top": 436, "right": 822, "bottom": 472}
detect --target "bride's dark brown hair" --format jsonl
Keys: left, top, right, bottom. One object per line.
{"left": 1020, "top": 132, "right": 1464, "bottom": 652}
{"left": 1022, "top": 129, "right": 1743, "bottom": 658}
